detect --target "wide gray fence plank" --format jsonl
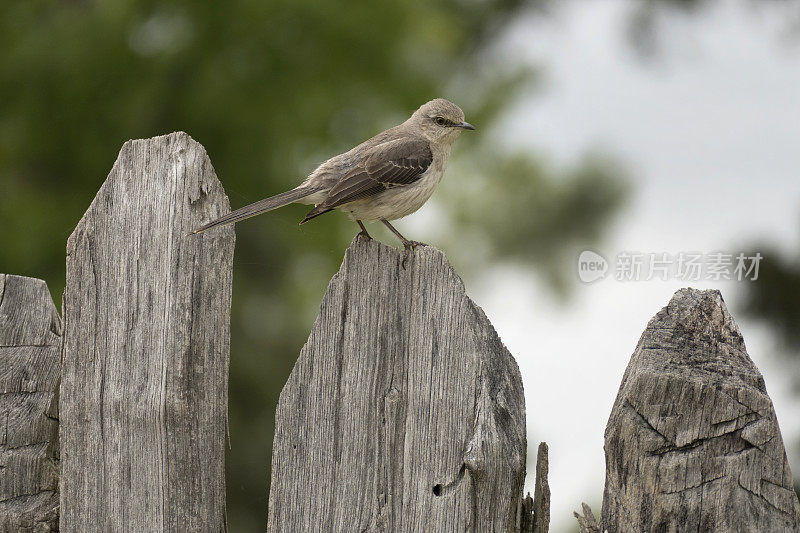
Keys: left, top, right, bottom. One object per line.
{"left": 0, "top": 274, "right": 61, "bottom": 532}
{"left": 601, "top": 288, "right": 800, "bottom": 532}
{"left": 61, "top": 132, "right": 235, "bottom": 531}
{"left": 268, "top": 238, "right": 527, "bottom": 532}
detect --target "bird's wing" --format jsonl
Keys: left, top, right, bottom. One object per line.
{"left": 303, "top": 137, "right": 433, "bottom": 221}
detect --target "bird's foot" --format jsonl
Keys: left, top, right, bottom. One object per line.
{"left": 355, "top": 220, "right": 372, "bottom": 241}
{"left": 401, "top": 241, "right": 427, "bottom": 270}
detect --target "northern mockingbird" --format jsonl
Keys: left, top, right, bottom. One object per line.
{"left": 190, "top": 98, "right": 474, "bottom": 264}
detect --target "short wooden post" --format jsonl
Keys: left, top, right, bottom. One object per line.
{"left": 532, "top": 442, "right": 551, "bottom": 532}
{"left": 60, "top": 132, "right": 235, "bottom": 531}
{"left": 267, "top": 238, "right": 527, "bottom": 531}
{"left": 520, "top": 442, "right": 551, "bottom": 532}
{"left": 601, "top": 288, "right": 800, "bottom": 531}
{"left": 0, "top": 275, "right": 61, "bottom": 531}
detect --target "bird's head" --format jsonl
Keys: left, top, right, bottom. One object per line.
{"left": 410, "top": 98, "right": 475, "bottom": 145}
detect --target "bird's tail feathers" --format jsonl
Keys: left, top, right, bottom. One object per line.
{"left": 299, "top": 204, "right": 334, "bottom": 224}
{"left": 189, "top": 186, "right": 318, "bottom": 235}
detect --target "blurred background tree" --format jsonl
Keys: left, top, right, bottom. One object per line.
{"left": 742, "top": 237, "right": 800, "bottom": 499}
{"left": 743, "top": 243, "right": 800, "bottom": 357}
{"left": 0, "top": 1, "right": 628, "bottom": 528}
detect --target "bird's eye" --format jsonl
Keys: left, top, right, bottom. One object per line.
{"left": 435, "top": 117, "right": 447, "bottom": 126}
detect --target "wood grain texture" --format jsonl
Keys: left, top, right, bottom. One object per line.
{"left": 532, "top": 442, "right": 550, "bottom": 533}
{"left": 601, "top": 288, "right": 800, "bottom": 532}
{"left": 268, "top": 237, "right": 526, "bottom": 532}
{"left": 0, "top": 275, "right": 61, "bottom": 532}
{"left": 61, "top": 132, "right": 235, "bottom": 531}
{"left": 520, "top": 442, "right": 550, "bottom": 533}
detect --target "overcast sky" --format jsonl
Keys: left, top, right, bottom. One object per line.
{"left": 473, "top": 0, "right": 800, "bottom": 529}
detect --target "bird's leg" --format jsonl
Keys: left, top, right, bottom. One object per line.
{"left": 381, "top": 219, "right": 426, "bottom": 269}
{"left": 356, "top": 220, "right": 372, "bottom": 240}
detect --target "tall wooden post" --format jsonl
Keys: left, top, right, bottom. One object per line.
{"left": 60, "top": 132, "right": 235, "bottom": 531}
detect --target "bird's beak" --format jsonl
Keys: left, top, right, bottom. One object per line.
{"left": 457, "top": 121, "right": 475, "bottom": 130}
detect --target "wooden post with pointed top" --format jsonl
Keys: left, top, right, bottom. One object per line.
{"left": 60, "top": 132, "right": 235, "bottom": 531}
{"left": 267, "top": 238, "right": 529, "bottom": 531}
{"left": 598, "top": 288, "right": 800, "bottom": 532}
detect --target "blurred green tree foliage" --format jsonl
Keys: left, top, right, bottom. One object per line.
{"left": 743, "top": 244, "right": 800, "bottom": 363}
{"left": 1, "top": 1, "right": 627, "bottom": 529}
{"left": 741, "top": 240, "right": 800, "bottom": 499}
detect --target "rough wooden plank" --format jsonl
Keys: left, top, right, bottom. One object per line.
{"left": 0, "top": 274, "right": 61, "bottom": 532}
{"left": 520, "top": 442, "right": 551, "bottom": 533}
{"left": 61, "top": 132, "right": 235, "bottom": 531}
{"left": 532, "top": 442, "right": 550, "bottom": 533}
{"left": 267, "top": 238, "right": 526, "bottom": 532}
{"left": 601, "top": 288, "right": 800, "bottom": 532}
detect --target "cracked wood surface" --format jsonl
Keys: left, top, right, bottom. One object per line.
{"left": 61, "top": 132, "right": 235, "bottom": 531}
{"left": 0, "top": 275, "right": 60, "bottom": 532}
{"left": 267, "top": 238, "right": 526, "bottom": 532}
{"left": 601, "top": 288, "right": 800, "bottom": 532}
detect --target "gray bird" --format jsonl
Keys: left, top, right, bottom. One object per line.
{"left": 190, "top": 98, "right": 474, "bottom": 263}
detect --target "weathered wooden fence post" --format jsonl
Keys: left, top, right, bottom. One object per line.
{"left": 60, "top": 132, "right": 235, "bottom": 530}
{"left": 0, "top": 275, "right": 61, "bottom": 531}
{"left": 267, "top": 238, "right": 529, "bottom": 531}
{"left": 599, "top": 288, "right": 800, "bottom": 531}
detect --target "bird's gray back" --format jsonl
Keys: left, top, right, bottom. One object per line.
{"left": 301, "top": 124, "right": 413, "bottom": 192}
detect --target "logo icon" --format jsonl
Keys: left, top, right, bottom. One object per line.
{"left": 578, "top": 250, "right": 608, "bottom": 283}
